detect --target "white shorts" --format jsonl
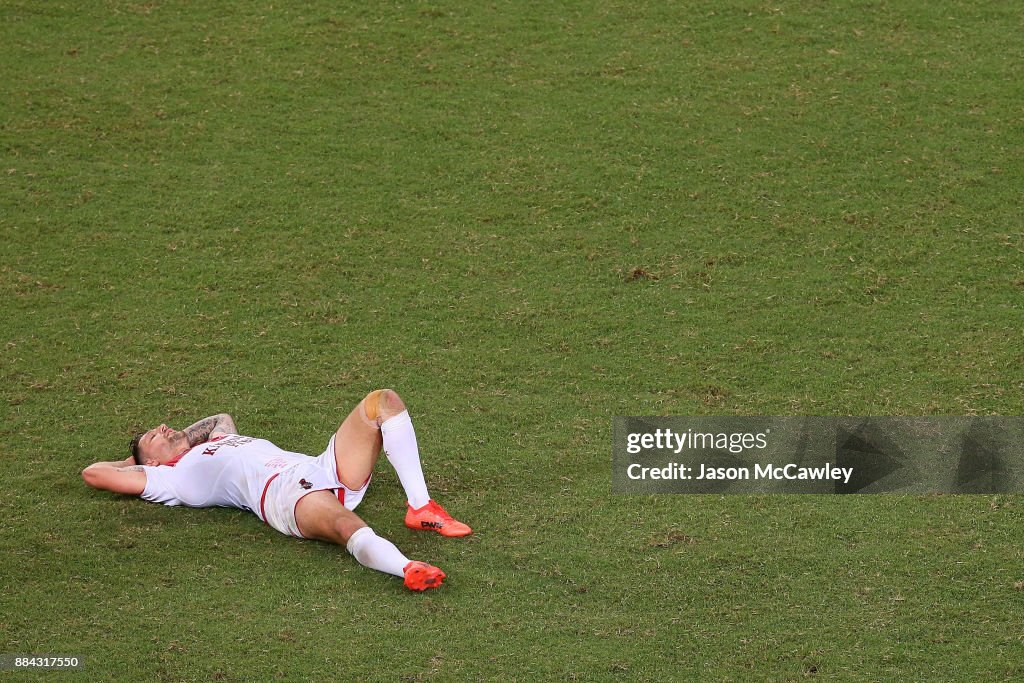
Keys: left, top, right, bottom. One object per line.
{"left": 259, "top": 434, "right": 371, "bottom": 538}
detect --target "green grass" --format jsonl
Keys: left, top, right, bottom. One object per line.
{"left": 3, "top": 0, "right": 1023, "bottom": 680}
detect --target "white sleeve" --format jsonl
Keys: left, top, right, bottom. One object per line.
{"left": 140, "top": 466, "right": 183, "bottom": 506}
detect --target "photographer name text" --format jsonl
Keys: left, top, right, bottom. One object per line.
{"left": 627, "top": 462, "right": 854, "bottom": 484}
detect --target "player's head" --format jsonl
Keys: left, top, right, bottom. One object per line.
{"left": 129, "top": 424, "right": 188, "bottom": 465}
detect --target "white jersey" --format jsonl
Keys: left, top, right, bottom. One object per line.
{"left": 141, "top": 434, "right": 314, "bottom": 515}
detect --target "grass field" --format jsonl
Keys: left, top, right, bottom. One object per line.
{"left": 2, "top": 1, "right": 1023, "bottom": 680}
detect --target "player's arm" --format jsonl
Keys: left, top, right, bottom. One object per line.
{"left": 81, "top": 457, "right": 147, "bottom": 495}
{"left": 183, "top": 413, "right": 237, "bottom": 445}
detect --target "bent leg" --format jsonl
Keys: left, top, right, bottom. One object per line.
{"left": 330, "top": 389, "right": 407, "bottom": 490}
{"left": 334, "top": 389, "right": 428, "bottom": 508}
{"left": 333, "top": 388, "right": 471, "bottom": 537}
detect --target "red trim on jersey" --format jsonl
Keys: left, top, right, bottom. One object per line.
{"left": 259, "top": 472, "right": 281, "bottom": 523}
{"left": 165, "top": 451, "right": 190, "bottom": 467}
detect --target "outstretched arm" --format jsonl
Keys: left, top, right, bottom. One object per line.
{"left": 82, "top": 457, "right": 146, "bottom": 495}
{"left": 183, "top": 413, "right": 237, "bottom": 446}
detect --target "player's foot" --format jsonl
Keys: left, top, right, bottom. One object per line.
{"left": 403, "top": 561, "right": 446, "bottom": 591}
{"left": 405, "top": 500, "right": 472, "bottom": 537}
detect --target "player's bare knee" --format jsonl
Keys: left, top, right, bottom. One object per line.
{"left": 360, "top": 388, "right": 405, "bottom": 427}
{"left": 377, "top": 388, "right": 405, "bottom": 420}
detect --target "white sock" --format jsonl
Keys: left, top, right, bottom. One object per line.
{"left": 380, "top": 410, "right": 431, "bottom": 509}
{"left": 346, "top": 527, "right": 410, "bottom": 577}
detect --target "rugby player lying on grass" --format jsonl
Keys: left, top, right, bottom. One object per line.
{"left": 82, "top": 389, "right": 470, "bottom": 591}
